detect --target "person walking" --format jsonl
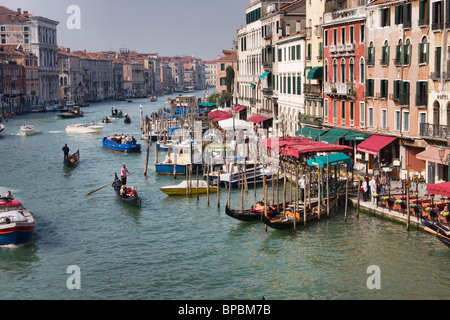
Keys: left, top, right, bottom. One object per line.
{"left": 120, "top": 164, "right": 131, "bottom": 185}
{"left": 299, "top": 175, "right": 307, "bottom": 202}
{"left": 362, "top": 177, "right": 369, "bottom": 201}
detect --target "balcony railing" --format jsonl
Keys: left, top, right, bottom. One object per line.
{"left": 345, "top": 43, "right": 355, "bottom": 51}
{"left": 431, "top": 72, "right": 441, "bottom": 80}
{"left": 329, "top": 45, "right": 336, "bottom": 53}
{"left": 420, "top": 123, "right": 450, "bottom": 139}
{"left": 304, "top": 84, "right": 322, "bottom": 95}
{"left": 324, "top": 82, "right": 354, "bottom": 97}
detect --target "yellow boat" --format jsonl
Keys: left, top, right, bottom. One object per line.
{"left": 160, "top": 180, "right": 218, "bottom": 196}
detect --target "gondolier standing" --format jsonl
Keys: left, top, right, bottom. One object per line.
{"left": 62, "top": 144, "right": 70, "bottom": 160}
{"left": 121, "top": 164, "right": 130, "bottom": 185}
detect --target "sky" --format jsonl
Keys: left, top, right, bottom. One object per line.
{"left": 2, "top": 0, "right": 249, "bottom": 60}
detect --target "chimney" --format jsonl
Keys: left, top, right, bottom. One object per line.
{"left": 296, "top": 20, "right": 301, "bottom": 32}
{"left": 286, "top": 24, "right": 290, "bottom": 35}
{"left": 17, "top": 8, "right": 21, "bottom": 14}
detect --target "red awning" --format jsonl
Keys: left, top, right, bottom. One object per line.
{"left": 356, "top": 135, "right": 397, "bottom": 155}
{"left": 416, "top": 146, "right": 450, "bottom": 164}
{"left": 427, "top": 182, "right": 450, "bottom": 197}
{"left": 208, "top": 110, "right": 232, "bottom": 122}
{"left": 248, "top": 114, "right": 271, "bottom": 124}
{"left": 231, "top": 105, "right": 246, "bottom": 113}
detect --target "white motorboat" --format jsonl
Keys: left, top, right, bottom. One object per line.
{"left": 20, "top": 125, "right": 36, "bottom": 136}
{"left": 160, "top": 180, "right": 217, "bottom": 196}
{"left": 66, "top": 123, "right": 104, "bottom": 134}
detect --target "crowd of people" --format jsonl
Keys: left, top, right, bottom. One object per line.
{"left": 361, "top": 173, "right": 388, "bottom": 203}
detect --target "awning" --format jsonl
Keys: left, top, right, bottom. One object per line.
{"left": 230, "top": 105, "right": 246, "bottom": 113}
{"left": 208, "top": 110, "right": 232, "bottom": 122}
{"left": 307, "top": 66, "right": 323, "bottom": 80}
{"left": 250, "top": 84, "right": 255, "bottom": 88}
{"left": 426, "top": 182, "right": 450, "bottom": 197}
{"left": 248, "top": 114, "right": 270, "bottom": 124}
{"left": 319, "top": 128, "right": 352, "bottom": 144}
{"left": 296, "top": 127, "right": 327, "bottom": 140}
{"left": 416, "top": 146, "right": 450, "bottom": 164}
{"left": 345, "top": 132, "right": 371, "bottom": 141}
{"left": 356, "top": 135, "right": 397, "bottom": 155}
{"left": 260, "top": 71, "right": 271, "bottom": 80}
{"left": 307, "top": 152, "right": 351, "bottom": 168}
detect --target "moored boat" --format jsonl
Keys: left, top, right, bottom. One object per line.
{"left": 160, "top": 180, "right": 217, "bottom": 196}
{"left": 64, "top": 149, "right": 80, "bottom": 167}
{"left": 20, "top": 125, "right": 36, "bottom": 136}
{"left": 225, "top": 201, "right": 284, "bottom": 222}
{"left": 102, "top": 135, "right": 141, "bottom": 153}
{"left": 66, "top": 123, "right": 104, "bottom": 134}
{"left": 422, "top": 218, "right": 450, "bottom": 248}
{"left": 261, "top": 197, "right": 338, "bottom": 230}
{"left": 112, "top": 173, "right": 141, "bottom": 206}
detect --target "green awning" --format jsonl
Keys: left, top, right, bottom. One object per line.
{"left": 260, "top": 71, "right": 271, "bottom": 79}
{"left": 319, "top": 128, "right": 352, "bottom": 144}
{"left": 345, "top": 132, "right": 371, "bottom": 141}
{"left": 307, "top": 66, "right": 323, "bottom": 80}
{"left": 307, "top": 152, "right": 351, "bottom": 168}
{"left": 295, "top": 127, "right": 327, "bottom": 140}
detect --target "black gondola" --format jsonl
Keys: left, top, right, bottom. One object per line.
{"left": 422, "top": 218, "right": 450, "bottom": 248}
{"left": 261, "top": 197, "right": 337, "bottom": 230}
{"left": 64, "top": 149, "right": 80, "bottom": 167}
{"left": 112, "top": 173, "right": 141, "bottom": 206}
{"left": 225, "top": 201, "right": 283, "bottom": 222}
{"left": 124, "top": 116, "right": 131, "bottom": 124}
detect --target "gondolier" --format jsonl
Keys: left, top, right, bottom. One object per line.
{"left": 121, "top": 164, "right": 130, "bottom": 185}
{"left": 62, "top": 144, "right": 70, "bottom": 160}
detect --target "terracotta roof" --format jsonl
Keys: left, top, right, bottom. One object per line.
{"left": 366, "top": 0, "right": 400, "bottom": 7}
{"left": 0, "top": 6, "right": 31, "bottom": 23}
{"left": 280, "top": 0, "right": 304, "bottom": 11}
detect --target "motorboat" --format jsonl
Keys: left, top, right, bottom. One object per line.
{"left": 66, "top": 123, "right": 104, "bottom": 134}
{"left": 20, "top": 125, "right": 36, "bottom": 136}
{"left": 160, "top": 180, "right": 217, "bottom": 196}
{"left": 102, "top": 135, "right": 141, "bottom": 153}
{"left": 0, "top": 199, "right": 35, "bottom": 245}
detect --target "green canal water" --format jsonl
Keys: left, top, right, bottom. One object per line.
{"left": 0, "top": 92, "right": 449, "bottom": 300}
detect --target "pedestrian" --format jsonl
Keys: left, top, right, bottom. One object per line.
{"left": 299, "top": 175, "right": 307, "bottom": 202}
{"left": 380, "top": 173, "right": 387, "bottom": 196}
{"left": 369, "top": 177, "right": 377, "bottom": 203}
{"left": 62, "top": 144, "right": 70, "bottom": 160}
{"left": 120, "top": 164, "right": 131, "bottom": 185}
{"left": 362, "top": 177, "right": 369, "bottom": 201}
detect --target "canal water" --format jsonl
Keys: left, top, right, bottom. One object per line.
{"left": 0, "top": 91, "right": 449, "bottom": 300}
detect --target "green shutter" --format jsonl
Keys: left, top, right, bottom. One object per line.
{"left": 395, "top": 5, "right": 400, "bottom": 24}
{"left": 297, "top": 77, "right": 301, "bottom": 95}
{"left": 426, "top": 43, "right": 429, "bottom": 63}
{"left": 381, "top": 9, "right": 386, "bottom": 26}
{"left": 416, "top": 81, "right": 421, "bottom": 105}
{"left": 387, "top": 45, "right": 390, "bottom": 65}
{"left": 296, "top": 44, "right": 300, "bottom": 59}
{"left": 436, "top": 47, "right": 442, "bottom": 73}
{"left": 418, "top": 43, "right": 424, "bottom": 63}
{"left": 278, "top": 48, "right": 282, "bottom": 62}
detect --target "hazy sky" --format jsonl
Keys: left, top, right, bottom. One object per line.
{"left": 2, "top": 0, "right": 249, "bottom": 60}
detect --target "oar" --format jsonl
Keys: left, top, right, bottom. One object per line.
{"left": 86, "top": 173, "right": 132, "bottom": 196}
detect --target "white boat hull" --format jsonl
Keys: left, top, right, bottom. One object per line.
{"left": 66, "top": 124, "right": 104, "bottom": 134}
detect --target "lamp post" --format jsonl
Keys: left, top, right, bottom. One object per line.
{"left": 231, "top": 109, "right": 236, "bottom": 137}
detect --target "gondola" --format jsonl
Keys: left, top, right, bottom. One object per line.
{"left": 112, "top": 173, "right": 141, "bottom": 206}
{"left": 225, "top": 201, "right": 288, "bottom": 222}
{"left": 261, "top": 197, "right": 338, "bottom": 230}
{"left": 64, "top": 149, "right": 80, "bottom": 167}
{"left": 422, "top": 218, "right": 450, "bottom": 248}
{"left": 124, "top": 116, "right": 131, "bottom": 124}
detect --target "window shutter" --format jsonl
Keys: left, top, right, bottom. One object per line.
{"left": 297, "top": 77, "right": 301, "bottom": 95}
{"left": 436, "top": 47, "right": 442, "bottom": 73}
{"left": 426, "top": 43, "right": 429, "bottom": 63}
{"left": 395, "top": 5, "right": 400, "bottom": 24}
{"left": 408, "top": 44, "right": 412, "bottom": 65}
{"left": 418, "top": 43, "right": 423, "bottom": 63}
{"left": 381, "top": 9, "right": 386, "bottom": 26}
{"left": 416, "top": 81, "right": 421, "bottom": 106}
{"left": 387, "top": 45, "right": 390, "bottom": 64}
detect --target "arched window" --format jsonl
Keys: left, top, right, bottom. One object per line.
{"left": 382, "top": 40, "right": 389, "bottom": 65}
{"left": 419, "top": 36, "right": 428, "bottom": 64}
{"left": 433, "top": 101, "right": 440, "bottom": 126}
{"left": 64, "top": 77, "right": 68, "bottom": 86}
{"left": 405, "top": 38, "right": 411, "bottom": 65}
{"left": 341, "top": 59, "right": 346, "bottom": 83}
{"left": 60, "top": 77, "right": 63, "bottom": 86}
{"left": 324, "top": 59, "right": 329, "bottom": 83}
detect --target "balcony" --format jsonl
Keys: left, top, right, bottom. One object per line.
{"left": 345, "top": 43, "right": 355, "bottom": 51}
{"left": 262, "top": 87, "right": 273, "bottom": 96}
{"left": 431, "top": 72, "right": 441, "bottom": 80}
{"left": 420, "top": 123, "right": 450, "bottom": 140}
{"left": 304, "top": 84, "right": 322, "bottom": 96}
{"left": 329, "top": 45, "right": 336, "bottom": 53}
{"left": 306, "top": 27, "right": 312, "bottom": 39}
{"left": 336, "top": 44, "right": 345, "bottom": 52}
{"left": 324, "top": 82, "right": 355, "bottom": 98}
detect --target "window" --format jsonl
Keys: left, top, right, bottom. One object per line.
{"left": 324, "top": 60, "right": 329, "bottom": 82}
{"left": 416, "top": 81, "right": 428, "bottom": 106}
{"left": 380, "top": 79, "right": 388, "bottom": 98}
{"left": 333, "top": 59, "right": 337, "bottom": 82}
{"left": 366, "top": 79, "right": 374, "bottom": 97}
{"left": 393, "top": 80, "right": 401, "bottom": 100}
{"left": 318, "top": 42, "right": 323, "bottom": 60}
{"left": 296, "top": 45, "right": 300, "bottom": 60}
{"left": 220, "top": 77, "right": 226, "bottom": 85}
{"left": 360, "top": 102, "right": 365, "bottom": 127}
{"left": 341, "top": 27, "right": 345, "bottom": 44}
{"left": 395, "top": 39, "right": 402, "bottom": 65}
{"left": 333, "top": 29, "right": 337, "bottom": 45}
{"left": 403, "top": 39, "right": 411, "bottom": 65}
{"left": 221, "top": 63, "right": 225, "bottom": 71}
{"left": 307, "top": 43, "right": 311, "bottom": 60}
{"left": 324, "top": 30, "right": 328, "bottom": 47}
{"left": 349, "top": 58, "right": 354, "bottom": 81}
{"left": 399, "top": 81, "right": 410, "bottom": 105}
{"left": 367, "top": 42, "right": 375, "bottom": 65}
{"left": 395, "top": 3, "right": 412, "bottom": 27}
{"left": 324, "top": 99, "right": 329, "bottom": 121}
{"left": 360, "top": 25, "right": 365, "bottom": 43}
{"left": 349, "top": 26, "right": 354, "bottom": 43}
{"left": 333, "top": 100, "right": 337, "bottom": 123}
{"left": 381, "top": 7, "right": 391, "bottom": 27}
{"left": 403, "top": 111, "right": 410, "bottom": 132}
{"left": 435, "top": 47, "right": 442, "bottom": 75}
{"left": 394, "top": 110, "right": 401, "bottom": 131}
{"left": 341, "top": 59, "right": 346, "bottom": 83}
{"left": 341, "top": 101, "right": 346, "bottom": 124}
{"left": 297, "top": 77, "right": 301, "bottom": 95}
{"left": 350, "top": 101, "right": 354, "bottom": 125}
{"left": 368, "top": 107, "right": 374, "bottom": 127}
{"left": 418, "top": 37, "right": 429, "bottom": 64}
{"left": 419, "top": 0, "right": 430, "bottom": 26}
{"left": 381, "top": 109, "right": 387, "bottom": 129}
{"left": 1, "top": 34, "right": 5, "bottom": 44}
{"left": 432, "top": 1, "right": 444, "bottom": 30}
{"left": 381, "top": 40, "right": 390, "bottom": 66}
{"left": 419, "top": 112, "right": 427, "bottom": 135}
{"left": 278, "top": 48, "right": 282, "bottom": 62}
{"left": 360, "top": 58, "right": 365, "bottom": 83}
